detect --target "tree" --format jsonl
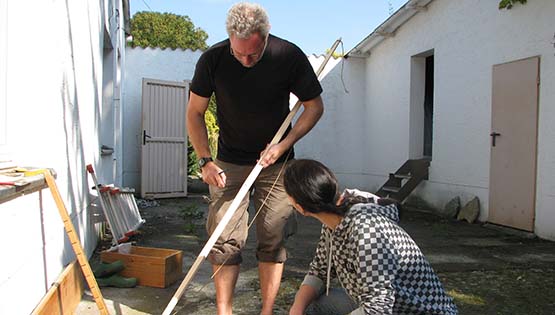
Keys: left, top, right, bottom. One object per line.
{"left": 130, "top": 12, "right": 208, "bottom": 50}
{"left": 499, "top": 0, "right": 527, "bottom": 10}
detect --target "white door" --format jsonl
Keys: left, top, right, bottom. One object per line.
{"left": 489, "top": 57, "right": 539, "bottom": 231}
{"left": 141, "top": 78, "right": 188, "bottom": 198}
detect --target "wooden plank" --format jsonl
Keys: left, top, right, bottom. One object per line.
{"left": 0, "top": 173, "right": 48, "bottom": 204}
{"left": 43, "top": 170, "right": 109, "bottom": 314}
{"left": 32, "top": 261, "right": 85, "bottom": 315}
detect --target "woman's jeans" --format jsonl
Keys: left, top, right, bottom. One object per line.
{"left": 305, "top": 288, "right": 360, "bottom": 315}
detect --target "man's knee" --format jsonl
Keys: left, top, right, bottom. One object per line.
{"left": 256, "top": 247, "right": 287, "bottom": 263}
{"left": 208, "top": 248, "right": 243, "bottom": 265}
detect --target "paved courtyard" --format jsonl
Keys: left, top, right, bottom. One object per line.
{"left": 77, "top": 195, "right": 555, "bottom": 315}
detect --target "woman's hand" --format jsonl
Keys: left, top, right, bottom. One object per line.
{"left": 288, "top": 284, "right": 318, "bottom": 315}
{"left": 288, "top": 305, "right": 305, "bottom": 315}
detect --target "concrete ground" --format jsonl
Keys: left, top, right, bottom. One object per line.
{"left": 77, "top": 192, "right": 555, "bottom": 315}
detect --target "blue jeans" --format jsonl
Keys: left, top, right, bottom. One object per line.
{"left": 305, "top": 288, "right": 359, "bottom": 315}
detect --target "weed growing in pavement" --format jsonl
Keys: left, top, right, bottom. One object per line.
{"left": 183, "top": 222, "right": 196, "bottom": 234}
{"left": 179, "top": 204, "right": 204, "bottom": 220}
{"left": 179, "top": 204, "right": 204, "bottom": 235}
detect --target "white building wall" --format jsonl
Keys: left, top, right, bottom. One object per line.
{"left": 304, "top": 0, "right": 555, "bottom": 240}
{"left": 122, "top": 47, "right": 202, "bottom": 190}
{"left": 0, "top": 0, "right": 127, "bottom": 313}
{"left": 296, "top": 55, "right": 373, "bottom": 190}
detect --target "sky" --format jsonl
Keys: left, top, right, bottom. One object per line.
{"left": 130, "top": 0, "right": 409, "bottom": 55}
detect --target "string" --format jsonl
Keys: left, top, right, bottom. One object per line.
{"left": 211, "top": 148, "right": 293, "bottom": 279}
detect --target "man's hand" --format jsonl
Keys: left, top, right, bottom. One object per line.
{"left": 259, "top": 143, "right": 287, "bottom": 168}
{"left": 259, "top": 95, "right": 323, "bottom": 169}
{"left": 201, "top": 162, "right": 226, "bottom": 188}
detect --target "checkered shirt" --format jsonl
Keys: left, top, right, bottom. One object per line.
{"left": 304, "top": 202, "right": 458, "bottom": 315}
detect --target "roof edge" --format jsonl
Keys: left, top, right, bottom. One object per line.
{"left": 346, "top": 0, "right": 434, "bottom": 58}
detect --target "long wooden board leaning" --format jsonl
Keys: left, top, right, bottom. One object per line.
{"left": 43, "top": 170, "right": 109, "bottom": 315}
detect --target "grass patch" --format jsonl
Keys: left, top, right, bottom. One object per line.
{"left": 447, "top": 289, "right": 486, "bottom": 306}
{"left": 440, "top": 268, "right": 555, "bottom": 314}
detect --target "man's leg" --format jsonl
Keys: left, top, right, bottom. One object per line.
{"left": 253, "top": 161, "right": 295, "bottom": 315}
{"left": 212, "top": 264, "right": 241, "bottom": 315}
{"left": 259, "top": 262, "right": 284, "bottom": 315}
{"left": 206, "top": 160, "right": 252, "bottom": 314}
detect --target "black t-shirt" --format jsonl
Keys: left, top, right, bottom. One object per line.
{"left": 190, "top": 34, "right": 323, "bottom": 165}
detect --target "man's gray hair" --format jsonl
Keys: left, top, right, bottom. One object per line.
{"left": 226, "top": 2, "right": 270, "bottom": 39}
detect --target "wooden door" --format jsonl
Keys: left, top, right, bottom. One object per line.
{"left": 141, "top": 78, "right": 188, "bottom": 198}
{"left": 489, "top": 57, "right": 539, "bottom": 231}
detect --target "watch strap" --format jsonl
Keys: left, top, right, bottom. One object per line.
{"left": 198, "top": 157, "right": 213, "bottom": 168}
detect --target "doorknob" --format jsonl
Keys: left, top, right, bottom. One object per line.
{"left": 490, "top": 132, "right": 501, "bottom": 147}
{"left": 143, "top": 130, "right": 152, "bottom": 145}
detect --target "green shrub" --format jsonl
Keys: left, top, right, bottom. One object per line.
{"left": 188, "top": 95, "right": 219, "bottom": 177}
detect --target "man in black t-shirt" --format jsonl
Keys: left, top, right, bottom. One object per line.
{"left": 186, "top": 3, "right": 324, "bottom": 314}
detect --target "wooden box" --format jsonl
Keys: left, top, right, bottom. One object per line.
{"left": 101, "top": 246, "right": 183, "bottom": 288}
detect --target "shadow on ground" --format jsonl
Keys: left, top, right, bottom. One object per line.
{"left": 77, "top": 189, "right": 555, "bottom": 315}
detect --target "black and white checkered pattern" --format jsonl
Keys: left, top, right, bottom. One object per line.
{"left": 306, "top": 202, "right": 458, "bottom": 315}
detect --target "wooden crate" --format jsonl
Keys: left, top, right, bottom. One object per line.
{"left": 101, "top": 246, "right": 183, "bottom": 288}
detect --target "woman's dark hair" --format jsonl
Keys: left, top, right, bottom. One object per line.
{"left": 284, "top": 159, "right": 402, "bottom": 218}
{"left": 283, "top": 159, "right": 350, "bottom": 216}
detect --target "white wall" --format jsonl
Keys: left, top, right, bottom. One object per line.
{"left": 296, "top": 55, "right": 376, "bottom": 190}
{"left": 0, "top": 0, "right": 127, "bottom": 313}
{"left": 0, "top": 0, "right": 7, "bottom": 152}
{"left": 304, "top": 0, "right": 555, "bottom": 240}
{"left": 122, "top": 47, "right": 202, "bottom": 190}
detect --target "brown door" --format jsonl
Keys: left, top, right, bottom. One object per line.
{"left": 489, "top": 57, "right": 539, "bottom": 231}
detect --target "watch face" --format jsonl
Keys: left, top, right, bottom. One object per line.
{"left": 199, "top": 157, "right": 212, "bottom": 168}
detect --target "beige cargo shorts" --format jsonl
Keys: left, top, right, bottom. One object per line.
{"left": 206, "top": 159, "right": 296, "bottom": 265}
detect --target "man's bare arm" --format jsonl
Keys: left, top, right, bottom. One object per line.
{"left": 260, "top": 95, "right": 324, "bottom": 167}
{"left": 186, "top": 92, "right": 225, "bottom": 187}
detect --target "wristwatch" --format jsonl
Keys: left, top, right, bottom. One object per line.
{"left": 198, "top": 157, "right": 213, "bottom": 169}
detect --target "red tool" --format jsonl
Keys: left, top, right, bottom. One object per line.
{"left": 0, "top": 180, "right": 29, "bottom": 187}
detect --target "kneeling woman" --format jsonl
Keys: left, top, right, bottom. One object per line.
{"left": 284, "top": 159, "right": 458, "bottom": 315}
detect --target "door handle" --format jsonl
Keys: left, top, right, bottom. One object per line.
{"left": 490, "top": 132, "right": 501, "bottom": 147}
{"left": 143, "top": 130, "right": 152, "bottom": 145}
